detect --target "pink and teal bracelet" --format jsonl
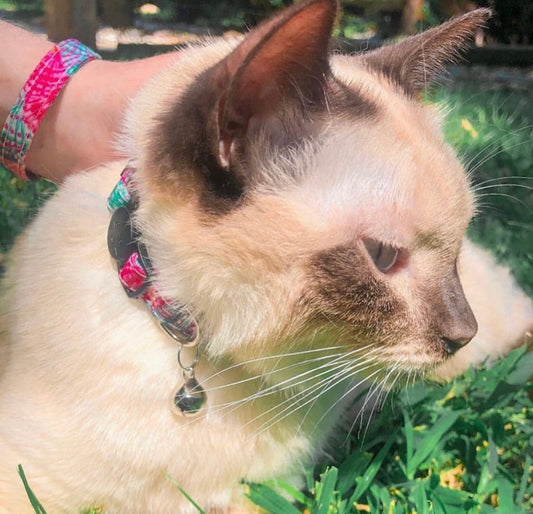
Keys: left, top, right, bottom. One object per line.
{"left": 0, "top": 39, "right": 101, "bottom": 181}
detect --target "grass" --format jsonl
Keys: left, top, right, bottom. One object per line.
{"left": 0, "top": 174, "right": 55, "bottom": 252}
{"left": 247, "top": 346, "right": 533, "bottom": 513}
{"left": 3, "top": 83, "right": 532, "bottom": 513}
{"left": 433, "top": 83, "right": 533, "bottom": 295}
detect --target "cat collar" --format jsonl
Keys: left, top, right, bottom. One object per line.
{"left": 107, "top": 164, "right": 207, "bottom": 416}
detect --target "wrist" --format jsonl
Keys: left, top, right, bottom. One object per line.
{"left": 26, "top": 53, "right": 177, "bottom": 182}
{"left": 26, "top": 58, "right": 119, "bottom": 181}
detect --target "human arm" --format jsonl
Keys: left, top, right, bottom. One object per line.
{"left": 0, "top": 20, "right": 176, "bottom": 182}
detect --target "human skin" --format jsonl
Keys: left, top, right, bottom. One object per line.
{"left": 0, "top": 20, "right": 176, "bottom": 182}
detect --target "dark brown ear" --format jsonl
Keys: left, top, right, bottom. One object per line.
{"left": 362, "top": 9, "right": 491, "bottom": 97}
{"left": 154, "top": 0, "right": 337, "bottom": 209}
{"left": 212, "top": 0, "right": 338, "bottom": 169}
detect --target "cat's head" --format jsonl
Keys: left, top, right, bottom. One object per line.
{"left": 128, "top": 0, "right": 490, "bottom": 374}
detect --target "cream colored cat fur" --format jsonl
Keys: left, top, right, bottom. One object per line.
{"left": 1, "top": 1, "right": 532, "bottom": 512}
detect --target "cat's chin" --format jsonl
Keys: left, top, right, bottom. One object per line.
{"left": 373, "top": 338, "right": 458, "bottom": 375}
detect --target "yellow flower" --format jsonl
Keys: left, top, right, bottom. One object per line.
{"left": 461, "top": 118, "right": 479, "bottom": 139}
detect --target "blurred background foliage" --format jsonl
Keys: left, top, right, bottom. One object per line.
{"left": 0, "top": 0, "right": 532, "bottom": 46}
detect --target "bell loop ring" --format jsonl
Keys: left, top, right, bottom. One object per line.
{"left": 182, "top": 367, "right": 195, "bottom": 382}
{"left": 160, "top": 318, "right": 200, "bottom": 348}
{"left": 177, "top": 344, "right": 201, "bottom": 373}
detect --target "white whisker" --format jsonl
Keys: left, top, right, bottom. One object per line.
{"left": 309, "top": 364, "right": 383, "bottom": 436}
{"left": 467, "top": 137, "right": 533, "bottom": 176}
{"left": 473, "top": 175, "right": 533, "bottom": 187}
{"left": 200, "top": 351, "right": 345, "bottom": 395}
{"left": 464, "top": 124, "right": 533, "bottom": 174}
{"left": 201, "top": 345, "right": 351, "bottom": 385}
{"left": 474, "top": 192, "right": 532, "bottom": 212}
{"left": 208, "top": 348, "right": 374, "bottom": 418}
{"left": 247, "top": 359, "right": 381, "bottom": 440}
{"left": 473, "top": 183, "right": 533, "bottom": 193}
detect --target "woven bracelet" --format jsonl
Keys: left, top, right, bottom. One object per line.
{"left": 0, "top": 39, "right": 101, "bottom": 181}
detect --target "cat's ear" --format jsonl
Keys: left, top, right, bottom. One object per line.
{"left": 154, "top": 0, "right": 337, "bottom": 208}
{"left": 211, "top": 0, "right": 337, "bottom": 170}
{"left": 362, "top": 9, "right": 491, "bottom": 96}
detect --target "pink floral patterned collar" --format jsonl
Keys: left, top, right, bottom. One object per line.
{"left": 107, "top": 164, "right": 207, "bottom": 416}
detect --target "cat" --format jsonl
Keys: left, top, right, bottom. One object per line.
{"left": 1, "top": 1, "right": 532, "bottom": 512}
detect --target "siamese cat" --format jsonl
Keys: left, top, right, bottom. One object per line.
{"left": 0, "top": 1, "right": 531, "bottom": 512}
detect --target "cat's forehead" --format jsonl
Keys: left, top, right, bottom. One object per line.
{"left": 132, "top": 39, "right": 475, "bottom": 251}
{"left": 293, "top": 56, "right": 475, "bottom": 247}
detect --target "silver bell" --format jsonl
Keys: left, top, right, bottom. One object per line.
{"left": 172, "top": 378, "right": 206, "bottom": 417}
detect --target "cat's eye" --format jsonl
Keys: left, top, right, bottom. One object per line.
{"left": 363, "top": 239, "right": 399, "bottom": 273}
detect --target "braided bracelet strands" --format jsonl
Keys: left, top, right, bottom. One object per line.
{"left": 0, "top": 39, "right": 101, "bottom": 180}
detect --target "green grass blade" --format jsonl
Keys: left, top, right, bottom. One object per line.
{"left": 336, "top": 450, "right": 372, "bottom": 495}
{"left": 17, "top": 465, "right": 48, "bottom": 514}
{"left": 475, "top": 460, "right": 499, "bottom": 503}
{"left": 429, "top": 490, "right": 449, "bottom": 514}
{"left": 497, "top": 478, "right": 522, "bottom": 514}
{"left": 312, "top": 467, "right": 338, "bottom": 514}
{"left": 412, "top": 480, "right": 428, "bottom": 513}
{"left": 505, "top": 350, "right": 533, "bottom": 385}
{"left": 349, "top": 431, "right": 396, "bottom": 504}
{"left": 402, "top": 407, "right": 414, "bottom": 473}
{"left": 407, "top": 411, "right": 462, "bottom": 479}
{"left": 166, "top": 473, "right": 206, "bottom": 514}
{"left": 487, "top": 433, "right": 498, "bottom": 476}
{"left": 262, "top": 479, "right": 309, "bottom": 506}
{"left": 247, "top": 483, "right": 301, "bottom": 514}
{"left": 517, "top": 453, "right": 531, "bottom": 506}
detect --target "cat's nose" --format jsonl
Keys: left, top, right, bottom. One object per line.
{"left": 434, "top": 268, "right": 478, "bottom": 355}
{"left": 438, "top": 297, "right": 478, "bottom": 354}
{"left": 441, "top": 334, "right": 472, "bottom": 355}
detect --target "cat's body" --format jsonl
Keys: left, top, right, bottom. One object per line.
{"left": 0, "top": 1, "right": 532, "bottom": 512}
